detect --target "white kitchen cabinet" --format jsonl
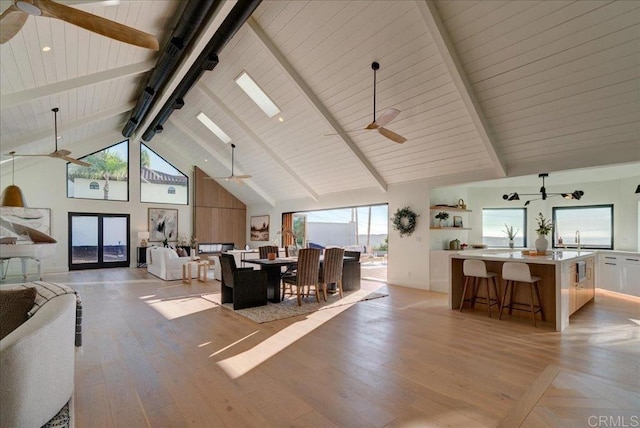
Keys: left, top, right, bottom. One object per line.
{"left": 598, "top": 252, "right": 640, "bottom": 297}
{"left": 620, "top": 256, "right": 640, "bottom": 297}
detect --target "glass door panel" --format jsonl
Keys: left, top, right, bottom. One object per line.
{"left": 71, "top": 216, "right": 98, "bottom": 264}
{"left": 103, "top": 217, "right": 128, "bottom": 263}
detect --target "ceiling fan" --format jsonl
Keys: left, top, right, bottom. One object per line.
{"left": 0, "top": 0, "right": 159, "bottom": 50}
{"left": 206, "top": 144, "right": 252, "bottom": 183}
{"left": 8, "top": 108, "right": 91, "bottom": 167}
{"left": 325, "top": 62, "right": 406, "bottom": 144}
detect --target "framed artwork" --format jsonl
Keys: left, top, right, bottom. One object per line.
{"left": 250, "top": 215, "right": 270, "bottom": 241}
{"left": 453, "top": 216, "right": 463, "bottom": 228}
{"left": 0, "top": 207, "right": 52, "bottom": 241}
{"left": 148, "top": 208, "right": 178, "bottom": 242}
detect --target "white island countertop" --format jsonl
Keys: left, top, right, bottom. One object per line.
{"left": 451, "top": 250, "right": 594, "bottom": 265}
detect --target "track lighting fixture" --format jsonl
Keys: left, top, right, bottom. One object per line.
{"left": 503, "top": 173, "right": 585, "bottom": 206}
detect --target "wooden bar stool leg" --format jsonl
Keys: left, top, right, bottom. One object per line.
{"left": 499, "top": 280, "right": 510, "bottom": 320}
{"left": 471, "top": 277, "right": 478, "bottom": 309}
{"left": 459, "top": 276, "right": 471, "bottom": 312}
{"left": 534, "top": 282, "right": 545, "bottom": 321}
{"left": 484, "top": 278, "right": 492, "bottom": 318}
{"left": 492, "top": 277, "right": 500, "bottom": 313}
{"left": 529, "top": 283, "right": 537, "bottom": 326}
{"left": 508, "top": 280, "right": 516, "bottom": 315}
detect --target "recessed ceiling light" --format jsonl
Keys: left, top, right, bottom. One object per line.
{"left": 42, "top": 46, "right": 51, "bottom": 52}
{"left": 278, "top": 116, "right": 284, "bottom": 123}
{"left": 196, "top": 112, "right": 231, "bottom": 144}
{"left": 235, "top": 71, "right": 280, "bottom": 118}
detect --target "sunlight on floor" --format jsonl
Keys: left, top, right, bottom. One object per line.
{"left": 141, "top": 293, "right": 217, "bottom": 320}
{"left": 216, "top": 304, "right": 355, "bottom": 379}
{"left": 209, "top": 330, "right": 259, "bottom": 357}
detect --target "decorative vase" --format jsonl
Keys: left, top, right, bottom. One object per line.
{"left": 509, "top": 240, "right": 514, "bottom": 249}
{"left": 439, "top": 220, "right": 445, "bottom": 228}
{"left": 535, "top": 235, "right": 548, "bottom": 253}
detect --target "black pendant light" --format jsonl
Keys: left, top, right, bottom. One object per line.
{"left": 503, "top": 173, "right": 584, "bottom": 206}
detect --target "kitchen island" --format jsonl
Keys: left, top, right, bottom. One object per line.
{"left": 450, "top": 250, "right": 595, "bottom": 331}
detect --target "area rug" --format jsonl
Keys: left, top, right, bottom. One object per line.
{"left": 206, "top": 289, "right": 387, "bottom": 323}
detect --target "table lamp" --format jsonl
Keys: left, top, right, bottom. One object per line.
{"left": 138, "top": 231, "right": 150, "bottom": 247}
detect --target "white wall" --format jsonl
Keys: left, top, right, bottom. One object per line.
{"left": 463, "top": 176, "right": 639, "bottom": 252}
{"left": 1, "top": 132, "right": 194, "bottom": 275}
{"left": 247, "top": 181, "right": 433, "bottom": 290}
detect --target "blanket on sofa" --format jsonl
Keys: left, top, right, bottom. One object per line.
{"left": 11, "top": 281, "right": 82, "bottom": 347}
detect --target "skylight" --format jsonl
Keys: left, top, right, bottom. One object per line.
{"left": 196, "top": 112, "right": 231, "bottom": 144}
{"left": 235, "top": 71, "right": 281, "bottom": 118}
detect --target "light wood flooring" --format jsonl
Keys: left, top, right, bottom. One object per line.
{"left": 26, "top": 268, "right": 640, "bottom": 427}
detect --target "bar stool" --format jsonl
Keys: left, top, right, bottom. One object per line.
{"left": 500, "top": 262, "right": 545, "bottom": 326}
{"left": 459, "top": 259, "right": 501, "bottom": 317}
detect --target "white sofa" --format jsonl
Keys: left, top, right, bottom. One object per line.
{"left": 0, "top": 293, "right": 76, "bottom": 428}
{"left": 147, "top": 246, "right": 197, "bottom": 281}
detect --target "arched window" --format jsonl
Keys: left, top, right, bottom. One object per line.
{"left": 168, "top": 187, "right": 176, "bottom": 195}
{"left": 89, "top": 181, "right": 100, "bottom": 190}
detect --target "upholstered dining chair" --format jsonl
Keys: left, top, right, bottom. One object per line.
{"left": 258, "top": 245, "right": 279, "bottom": 259}
{"left": 319, "top": 247, "right": 345, "bottom": 301}
{"left": 282, "top": 248, "right": 321, "bottom": 306}
{"left": 219, "top": 253, "right": 267, "bottom": 310}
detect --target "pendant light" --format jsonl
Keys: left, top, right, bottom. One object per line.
{"left": 1, "top": 152, "right": 27, "bottom": 207}
{"left": 502, "top": 173, "right": 584, "bottom": 206}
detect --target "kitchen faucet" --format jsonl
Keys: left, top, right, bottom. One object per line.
{"left": 575, "top": 230, "right": 580, "bottom": 250}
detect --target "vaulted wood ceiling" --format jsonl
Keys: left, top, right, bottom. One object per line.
{"left": 1, "top": 0, "right": 638, "bottom": 206}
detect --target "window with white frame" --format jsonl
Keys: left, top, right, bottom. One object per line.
{"left": 552, "top": 205, "right": 613, "bottom": 249}
{"left": 482, "top": 208, "right": 527, "bottom": 248}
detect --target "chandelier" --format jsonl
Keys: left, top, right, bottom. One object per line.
{"left": 503, "top": 173, "right": 584, "bottom": 206}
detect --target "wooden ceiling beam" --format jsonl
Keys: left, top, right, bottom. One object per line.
{"left": 168, "top": 114, "right": 276, "bottom": 207}
{"left": 2, "top": 102, "right": 135, "bottom": 152}
{"left": 196, "top": 82, "right": 320, "bottom": 202}
{"left": 417, "top": 0, "right": 506, "bottom": 178}
{"left": 0, "top": 60, "right": 155, "bottom": 108}
{"left": 246, "top": 17, "right": 388, "bottom": 193}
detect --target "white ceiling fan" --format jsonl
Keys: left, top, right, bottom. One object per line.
{"left": 325, "top": 61, "right": 407, "bottom": 144}
{"left": 0, "top": 0, "right": 159, "bottom": 50}
{"left": 8, "top": 108, "right": 91, "bottom": 167}
{"left": 206, "top": 144, "right": 252, "bottom": 183}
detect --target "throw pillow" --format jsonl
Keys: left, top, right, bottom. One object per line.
{"left": 0, "top": 287, "right": 37, "bottom": 340}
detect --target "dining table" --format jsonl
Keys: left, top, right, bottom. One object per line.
{"left": 244, "top": 256, "right": 360, "bottom": 303}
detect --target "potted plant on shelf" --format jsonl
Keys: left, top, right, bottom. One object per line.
{"left": 435, "top": 211, "right": 449, "bottom": 228}
{"left": 534, "top": 212, "right": 553, "bottom": 253}
{"left": 502, "top": 224, "right": 519, "bottom": 249}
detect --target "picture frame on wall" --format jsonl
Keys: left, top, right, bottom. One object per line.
{"left": 0, "top": 207, "right": 52, "bottom": 241}
{"left": 148, "top": 208, "right": 178, "bottom": 243}
{"left": 453, "top": 215, "right": 463, "bottom": 228}
{"left": 250, "top": 215, "right": 270, "bottom": 241}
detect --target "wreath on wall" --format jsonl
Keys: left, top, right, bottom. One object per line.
{"left": 392, "top": 206, "right": 419, "bottom": 237}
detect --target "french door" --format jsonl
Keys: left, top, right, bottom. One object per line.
{"left": 68, "top": 212, "right": 130, "bottom": 270}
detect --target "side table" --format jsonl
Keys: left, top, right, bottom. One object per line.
{"left": 182, "top": 261, "right": 199, "bottom": 284}
{"left": 197, "top": 261, "right": 209, "bottom": 282}
{"left": 137, "top": 247, "right": 147, "bottom": 268}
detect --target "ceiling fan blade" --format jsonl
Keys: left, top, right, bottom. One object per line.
{"left": 62, "top": 156, "right": 91, "bottom": 167}
{"left": 378, "top": 127, "right": 407, "bottom": 144}
{"left": 9, "top": 153, "right": 50, "bottom": 157}
{"left": 34, "top": 0, "right": 159, "bottom": 50}
{"left": 374, "top": 108, "right": 401, "bottom": 127}
{"left": 364, "top": 122, "right": 379, "bottom": 130}
{"left": 0, "top": 5, "right": 28, "bottom": 44}
{"left": 53, "top": 149, "right": 71, "bottom": 157}
{"left": 231, "top": 175, "right": 252, "bottom": 180}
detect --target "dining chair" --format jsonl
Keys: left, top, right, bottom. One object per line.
{"left": 258, "top": 245, "right": 279, "bottom": 259}
{"left": 282, "top": 248, "right": 321, "bottom": 306}
{"left": 319, "top": 247, "right": 345, "bottom": 301}
{"left": 219, "top": 254, "right": 267, "bottom": 310}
